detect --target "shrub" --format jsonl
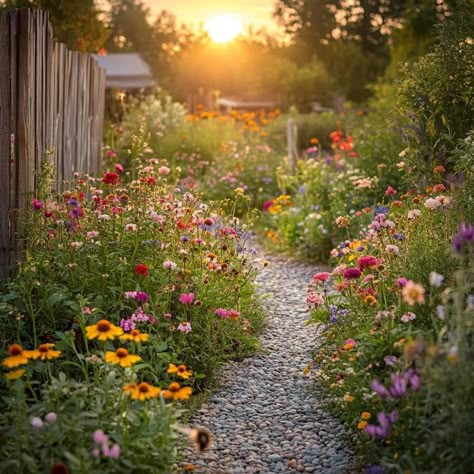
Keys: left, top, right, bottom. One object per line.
{"left": 397, "top": 3, "right": 474, "bottom": 179}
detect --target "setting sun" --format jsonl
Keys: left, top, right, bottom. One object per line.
{"left": 205, "top": 14, "right": 243, "bottom": 43}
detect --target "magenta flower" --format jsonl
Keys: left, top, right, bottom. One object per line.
{"left": 396, "top": 277, "right": 408, "bottom": 288}
{"left": 343, "top": 268, "right": 362, "bottom": 279}
{"left": 357, "top": 256, "right": 378, "bottom": 271}
{"left": 179, "top": 293, "right": 195, "bottom": 305}
{"left": 31, "top": 198, "right": 44, "bottom": 210}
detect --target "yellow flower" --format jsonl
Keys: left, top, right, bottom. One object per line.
{"left": 361, "top": 412, "right": 371, "bottom": 420}
{"left": 234, "top": 187, "right": 245, "bottom": 196}
{"left": 268, "top": 204, "right": 282, "bottom": 214}
{"left": 124, "top": 381, "right": 161, "bottom": 401}
{"left": 119, "top": 329, "right": 149, "bottom": 343}
{"left": 167, "top": 363, "right": 192, "bottom": 379}
{"left": 105, "top": 348, "right": 141, "bottom": 368}
{"left": 343, "top": 393, "right": 354, "bottom": 402}
{"left": 2, "top": 344, "right": 30, "bottom": 368}
{"left": 162, "top": 382, "right": 192, "bottom": 401}
{"left": 357, "top": 421, "right": 367, "bottom": 430}
{"left": 86, "top": 320, "right": 123, "bottom": 341}
{"left": 5, "top": 369, "right": 26, "bottom": 380}
{"left": 26, "top": 343, "right": 61, "bottom": 361}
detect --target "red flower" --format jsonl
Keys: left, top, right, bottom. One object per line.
{"left": 135, "top": 263, "right": 149, "bottom": 276}
{"left": 385, "top": 186, "right": 397, "bottom": 196}
{"left": 102, "top": 172, "right": 119, "bottom": 185}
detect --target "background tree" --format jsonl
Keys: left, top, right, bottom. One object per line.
{"left": 1, "top": 0, "right": 108, "bottom": 52}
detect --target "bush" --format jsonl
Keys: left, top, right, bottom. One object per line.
{"left": 0, "top": 159, "right": 265, "bottom": 472}
{"left": 397, "top": 3, "right": 474, "bottom": 179}
{"left": 305, "top": 180, "right": 473, "bottom": 472}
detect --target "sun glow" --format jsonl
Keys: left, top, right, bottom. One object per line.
{"left": 205, "top": 15, "right": 243, "bottom": 43}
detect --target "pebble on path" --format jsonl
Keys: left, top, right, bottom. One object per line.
{"left": 179, "top": 248, "right": 357, "bottom": 473}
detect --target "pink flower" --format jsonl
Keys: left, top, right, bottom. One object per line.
{"left": 402, "top": 280, "right": 426, "bottom": 306}
{"left": 31, "top": 417, "right": 44, "bottom": 429}
{"left": 179, "top": 293, "right": 195, "bottom": 305}
{"left": 385, "top": 186, "right": 397, "bottom": 196}
{"left": 163, "top": 312, "right": 172, "bottom": 319}
{"left": 108, "top": 444, "right": 121, "bottom": 459}
{"left": 177, "top": 321, "right": 192, "bottom": 333}
{"left": 93, "top": 429, "right": 108, "bottom": 445}
{"left": 401, "top": 312, "right": 416, "bottom": 323}
{"left": 45, "top": 412, "right": 57, "bottom": 423}
{"left": 215, "top": 308, "right": 230, "bottom": 318}
{"left": 86, "top": 231, "right": 99, "bottom": 239}
{"left": 424, "top": 198, "right": 441, "bottom": 210}
{"left": 312, "top": 272, "right": 331, "bottom": 282}
{"left": 83, "top": 306, "right": 92, "bottom": 315}
{"left": 343, "top": 339, "right": 356, "bottom": 350}
{"left": 115, "top": 163, "right": 124, "bottom": 173}
{"left": 158, "top": 166, "right": 170, "bottom": 175}
{"left": 306, "top": 293, "right": 325, "bottom": 307}
{"left": 105, "top": 149, "right": 117, "bottom": 158}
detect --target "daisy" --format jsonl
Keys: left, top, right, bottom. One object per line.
{"left": 2, "top": 344, "right": 30, "bottom": 368}
{"left": 167, "top": 363, "right": 192, "bottom": 379}
{"left": 26, "top": 343, "right": 61, "bottom": 361}
{"left": 105, "top": 348, "right": 141, "bottom": 368}
{"left": 86, "top": 320, "right": 124, "bottom": 341}
{"left": 119, "top": 329, "right": 149, "bottom": 343}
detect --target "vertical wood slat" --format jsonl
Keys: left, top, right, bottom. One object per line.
{"left": 0, "top": 11, "right": 11, "bottom": 281}
{"left": 0, "top": 8, "right": 106, "bottom": 280}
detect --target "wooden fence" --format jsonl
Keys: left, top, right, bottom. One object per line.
{"left": 0, "top": 8, "right": 106, "bottom": 280}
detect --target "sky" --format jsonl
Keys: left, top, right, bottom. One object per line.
{"left": 142, "top": 0, "right": 277, "bottom": 30}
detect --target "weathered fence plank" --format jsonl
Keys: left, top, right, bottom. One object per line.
{"left": 0, "top": 8, "right": 106, "bottom": 280}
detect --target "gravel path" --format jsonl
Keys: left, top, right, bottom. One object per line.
{"left": 180, "top": 248, "right": 357, "bottom": 473}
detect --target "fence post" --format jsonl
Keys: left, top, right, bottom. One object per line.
{"left": 0, "top": 11, "right": 11, "bottom": 280}
{"left": 286, "top": 118, "right": 298, "bottom": 173}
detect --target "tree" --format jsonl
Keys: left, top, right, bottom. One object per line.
{"left": 1, "top": 0, "right": 108, "bottom": 52}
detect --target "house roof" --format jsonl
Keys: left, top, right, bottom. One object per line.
{"left": 92, "top": 53, "right": 156, "bottom": 89}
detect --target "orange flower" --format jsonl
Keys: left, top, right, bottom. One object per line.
{"left": 357, "top": 421, "right": 368, "bottom": 430}
{"left": 5, "top": 369, "right": 26, "bottom": 380}
{"left": 86, "top": 320, "right": 123, "bottom": 341}
{"left": 124, "top": 381, "right": 160, "bottom": 401}
{"left": 105, "top": 348, "right": 141, "bottom": 368}
{"left": 119, "top": 329, "right": 149, "bottom": 343}
{"left": 361, "top": 412, "right": 371, "bottom": 420}
{"left": 2, "top": 344, "right": 30, "bottom": 368}
{"left": 27, "top": 343, "right": 61, "bottom": 361}
{"left": 167, "top": 363, "right": 192, "bottom": 379}
{"left": 162, "top": 382, "right": 192, "bottom": 401}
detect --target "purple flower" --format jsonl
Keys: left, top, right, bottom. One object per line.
{"left": 396, "top": 277, "right": 408, "bottom": 288}
{"left": 31, "top": 417, "right": 44, "bottom": 429}
{"left": 108, "top": 443, "right": 121, "bottom": 459}
{"left": 384, "top": 355, "right": 397, "bottom": 367}
{"left": 343, "top": 268, "right": 362, "bottom": 280}
{"left": 364, "top": 410, "right": 397, "bottom": 439}
{"left": 389, "top": 373, "right": 408, "bottom": 397}
{"left": 408, "top": 371, "right": 421, "bottom": 391}
{"left": 370, "top": 379, "right": 390, "bottom": 398}
{"left": 364, "top": 465, "right": 385, "bottom": 474}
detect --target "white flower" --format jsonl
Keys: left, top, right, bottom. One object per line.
{"left": 424, "top": 198, "right": 441, "bottom": 210}
{"left": 429, "top": 271, "right": 444, "bottom": 287}
{"left": 71, "top": 241, "right": 83, "bottom": 249}
{"left": 125, "top": 223, "right": 137, "bottom": 231}
{"left": 407, "top": 209, "right": 421, "bottom": 219}
{"left": 436, "top": 305, "right": 445, "bottom": 320}
{"left": 162, "top": 260, "right": 177, "bottom": 270}
{"left": 98, "top": 214, "right": 111, "bottom": 221}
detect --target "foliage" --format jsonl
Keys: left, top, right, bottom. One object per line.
{"left": 305, "top": 181, "right": 472, "bottom": 472}
{"left": 397, "top": 3, "right": 474, "bottom": 178}
{"left": 0, "top": 158, "right": 265, "bottom": 471}
{"left": 2, "top": 0, "right": 108, "bottom": 52}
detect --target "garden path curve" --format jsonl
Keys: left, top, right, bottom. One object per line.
{"left": 180, "top": 247, "right": 357, "bottom": 473}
